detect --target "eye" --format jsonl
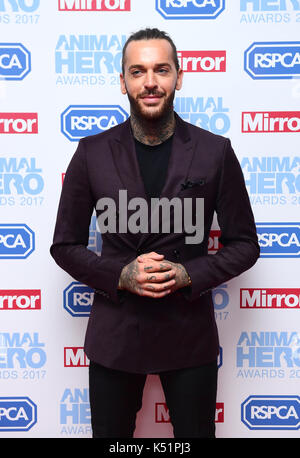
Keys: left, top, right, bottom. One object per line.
{"left": 157, "top": 68, "right": 168, "bottom": 74}
{"left": 131, "top": 69, "right": 142, "bottom": 76}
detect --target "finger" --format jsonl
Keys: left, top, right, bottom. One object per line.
{"left": 139, "top": 288, "right": 172, "bottom": 299}
{"left": 143, "top": 278, "right": 176, "bottom": 293}
{"left": 137, "top": 252, "right": 164, "bottom": 262}
{"left": 142, "top": 261, "right": 173, "bottom": 273}
{"left": 145, "top": 270, "right": 176, "bottom": 283}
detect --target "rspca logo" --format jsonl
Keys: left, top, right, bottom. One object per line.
{"left": 0, "top": 224, "right": 35, "bottom": 259}
{"left": 156, "top": 0, "right": 225, "bottom": 20}
{"left": 63, "top": 282, "right": 94, "bottom": 317}
{"left": 244, "top": 42, "right": 300, "bottom": 79}
{"left": 174, "top": 97, "right": 230, "bottom": 135}
{"left": 241, "top": 396, "right": 300, "bottom": 430}
{"left": 0, "top": 397, "right": 37, "bottom": 431}
{"left": 0, "top": 43, "right": 31, "bottom": 80}
{"left": 61, "top": 105, "right": 128, "bottom": 141}
{"left": 256, "top": 223, "right": 300, "bottom": 257}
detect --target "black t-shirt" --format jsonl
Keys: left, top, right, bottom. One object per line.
{"left": 134, "top": 135, "right": 173, "bottom": 199}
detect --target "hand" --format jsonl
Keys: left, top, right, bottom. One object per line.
{"left": 137, "top": 252, "right": 191, "bottom": 294}
{"left": 118, "top": 251, "right": 176, "bottom": 298}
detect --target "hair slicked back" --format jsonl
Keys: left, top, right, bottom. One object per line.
{"left": 121, "top": 28, "right": 180, "bottom": 74}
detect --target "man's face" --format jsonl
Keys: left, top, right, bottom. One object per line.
{"left": 120, "top": 39, "right": 183, "bottom": 121}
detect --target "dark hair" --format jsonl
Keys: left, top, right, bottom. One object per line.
{"left": 121, "top": 28, "right": 179, "bottom": 74}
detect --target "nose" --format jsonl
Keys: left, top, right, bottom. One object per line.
{"left": 144, "top": 70, "right": 158, "bottom": 90}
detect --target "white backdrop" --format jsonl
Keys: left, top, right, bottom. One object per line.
{"left": 1, "top": 0, "right": 300, "bottom": 438}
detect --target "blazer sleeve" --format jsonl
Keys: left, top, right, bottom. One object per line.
{"left": 49, "top": 139, "right": 125, "bottom": 304}
{"left": 181, "top": 138, "right": 260, "bottom": 302}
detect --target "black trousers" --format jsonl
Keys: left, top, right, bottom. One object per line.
{"left": 89, "top": 360, "right": 218, "bottom": 438}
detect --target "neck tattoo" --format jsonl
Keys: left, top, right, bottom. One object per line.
{"left": 130, "top": 112, "right": 175, "bottom": 146}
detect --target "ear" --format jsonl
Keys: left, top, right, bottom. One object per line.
{"left": 120, "top": 73, "right": 127, "bottom": 94}
{"left": 175, "top": 68, "right": 183, "bottom": 91}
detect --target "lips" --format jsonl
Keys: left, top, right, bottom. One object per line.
{"left": 139, "top": 93, "right": 164, "bottom": 104}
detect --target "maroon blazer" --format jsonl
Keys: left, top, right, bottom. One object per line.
{"left": 50, "top": 114, "right": 260, "bottom": 374}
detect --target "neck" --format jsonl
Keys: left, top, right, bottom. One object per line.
{"left": 130, "top": 111, "right": 175, "bottom": 145}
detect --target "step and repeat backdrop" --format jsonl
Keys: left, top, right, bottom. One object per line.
{"left": 1, "top": 0, "right": 300, "bottom": 438}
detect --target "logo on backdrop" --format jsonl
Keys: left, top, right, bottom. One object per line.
{"left": 61, "top": 105, "right": 128, "bottom": 141}
{"left": 240, "top": 288, "right": 300, "bottom": 309}
{"left": 88, "top": 214, "right": 102, "bottom": 254}
{"left": 155, "top": 402, "right": 224, "bottom": 423}
{"left": 156, "top": 0, "right": 225, "bottom": 20}
{"left": 213, "top": 284, "right": 229, "bottom": 322}
{"left": 0, "top": 43, "right": 31, "bottom": 80}
{"left": 178, "top": 51, "right": 226, "bottom": 72}
{"left": 0, "top": 0, "right": 40, "bottom": 11}
{"left": 0, "top": 290, "right": 41, "bottom": 310}
{"left": 244, "top": 42, "right": 300, "bottom": 79}
{"left": 256, "top": 223, "right": 300, "bottom": 257}
{"left": 0, "top": 157, "right": 44, "bottom": 207}
{"left": 0, "top": 224, "right": 35, "bottom": 259}
{"left": 64, "top": 347, "right": 89, "bottom": 367}
{"left": 0, "top": 332, "right": 46, "bottom": 380}
{"left": 63, "top": 282, "right": 94, "bottom": 317}
{"left": 0, "top": 0, "right": 40, "bottom": 24}
{"left": 60, "top": 388, "right": 91, "bottom": 436}
{"left": 241, "top": 396, "right": 300, "bottom": 430}
{"left": 236, "top": 331, "right": 300, "bottom": 379}
{"left": 55, "top": 34, "right": 126, "bottom": 86}
{"left": 208, "top": 229, "right": 223, "bottom": 253}
{"left": 0, "top": 397, "right": 37, "bottom": 432}
{"left": 0, "top": 113, "right": 38, "bottom": 134}
{"left": 242, "top": 111, "right": 300, "bottom": 133}
{"left": 174, "top": 97, "right": 230, "bottom": 135}
{"left": 240, "top": 0, "right": 300, "bottom": 24}
{"left": 58, "top": 0, "right": 131, "bottom": 10}
{"left": 240, "top": 155, "right": 300, "bottom": 206}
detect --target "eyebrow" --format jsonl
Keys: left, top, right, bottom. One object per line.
{"left": 128, "top": 63, "right": 172, "bottom": 71}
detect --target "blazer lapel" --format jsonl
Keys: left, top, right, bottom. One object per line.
{"left": 110, "top": 118, "right": 147, "bottom": 202}
{"left": 158, "top": 113, "right": 194, "bottom": 201}
{"left": 110, "top": 114, "right": 195, "bottom": 249}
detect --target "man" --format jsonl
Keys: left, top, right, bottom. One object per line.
{"left": 50, "top": 28, "right": 260, "bottom": 438}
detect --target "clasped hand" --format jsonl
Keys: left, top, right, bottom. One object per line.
{"left": 118, "top": 251, "right": 190, "bottom": 298}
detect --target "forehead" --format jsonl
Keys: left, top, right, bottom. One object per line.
{"left": 124, "top": 39, "right": 174, "bottom": 68}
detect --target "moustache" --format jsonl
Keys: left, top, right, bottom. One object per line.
{"left": 138, "top": 91, "right": 165, "bottom": 99}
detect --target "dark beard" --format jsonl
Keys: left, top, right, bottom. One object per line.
{"left": 126, "top": 87, "right": 176, "bottom": 122}
{"left": 125, "top": 85, "right": 177, "bottom": 144}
